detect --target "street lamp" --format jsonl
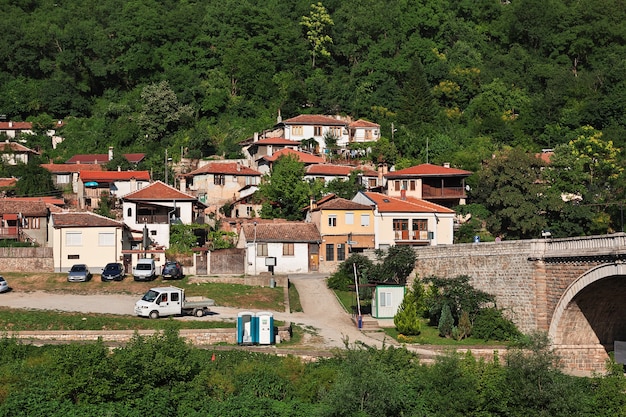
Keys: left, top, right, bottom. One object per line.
{"left": 253, "top": 221, "right": 257, "bottom": 276}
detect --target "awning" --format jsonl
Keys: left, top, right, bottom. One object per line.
{"left": 84, "top": 181, "right": 98, "bottom": 187}
{"left": 3, "top": 214, "right": 18, "bottom": 220}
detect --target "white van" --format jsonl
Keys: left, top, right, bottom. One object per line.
{"left": 133, "top": 258, "right": 157, "bottom": 281}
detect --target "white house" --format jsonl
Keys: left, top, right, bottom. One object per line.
{"left": 371, "top": 284, "right": 406, "bottom": 319}
{"left": 0, "top": 141, "right": 38, "bottom": 165}
{"left": 50, "top": 211, "right": 124, "bottom": 272}
{"left": 237, "top": 221, "right": 321, "bottom": 275}
{"left": 76, "top": 170, "right": 151, "bottom": 209}
{"left": 122, "top": 181, "right": 204, "bottom": 249}
{"left": 352, "top": 191, "right": 455, "bottom": 249}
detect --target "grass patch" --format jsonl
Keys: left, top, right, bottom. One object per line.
{"left": 288, "top": 280, "right": 303, "bottom": 312}
{"left": 383, "top": 319, "right": 507, "bottom": 346}
{"left": 180, "top": 281, "right": 284, "bottom": 311}
{"left": 334, "top": 290, "right": 370, "bottom": 314}
{"left": 0, "top": 307, "right": 236, "bottom": 331}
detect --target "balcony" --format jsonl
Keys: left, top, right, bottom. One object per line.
{"left": 394, "top": 230, "right": 432, "bottom": 245}
{"left": 0, "top": 226, "right": 19, "bottom": 239}
{"left": 421, "top": 185, "right": 466, "bottom": 199}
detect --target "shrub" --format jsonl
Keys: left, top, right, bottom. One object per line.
{"left": 394, "top": 292, "right": 421, "bottom": 336}
{"left": 472, "top": 307, "right": 521, "bottom": 341}
{"left": 438, "top": 304, "right": 454, "bottom": 337}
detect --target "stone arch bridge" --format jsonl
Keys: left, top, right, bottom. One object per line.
{"left": 412, "top": 233, "right": 626, "bottom": 373}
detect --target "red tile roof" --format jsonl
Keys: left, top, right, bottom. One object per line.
{"left": 349, "top": 119, "right": 380, "bottom": 128}
{"left": 0, "top": 199, "right": 48, "bottom": 216}
{"left": 306, "top": 164, "right": 354, "bottom": 176}
{"left": 283, "top": 114, "right": 347, "bottom": 126}
{"left": 66, "top": 153, "right": 145, "bottom": 164}
{"left": 241, "top": 222, "right": 321, "bottom": 243}
{"left": 535, "top": 151, "right": 553, "bottom": 164}
{"left": 252, "top": 137, "right": 299, "bottom": 146}
{"left": 183, "top": 162, "right": 261, "bottom": 177}
{"left": 80, "top": 170, "right": 151, "bottom": 182}
{"left": 0, "top": 141, "right": 38, "bottom": 153}
{"left": 41, "top": 163, "right": 103, "bottom": 173}
{"left": 6, "top": 196, "right": 65, "bottom": 206}
{"left": 0, "top": 178, "right": 17, "bottom": 188}
{"left": 316, "top": 196, "right": 373, "bottom": 211}
{"left": 263, "top": 148, "right": 325, "bottom": 164}
{"left": 51, "top": 211, "right": 123, "bottom": 228}
{"left": 0, "top": 122, "right": 32, "bottom": 130}
{"left": 385, "top": 163, "right": 472, "bottom": 178}
{"left": 123, "top": 181, "right": 197, "bottom": 201}
{"left": 361, "top": 192, "right": 454, "bottom": 213}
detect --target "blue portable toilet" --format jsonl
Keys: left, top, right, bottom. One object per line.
{"left": 256, "top": 311, "right": 275, "bottom": 345}
{"left": 237, "top": 311, "right": 256, "bottom": 345}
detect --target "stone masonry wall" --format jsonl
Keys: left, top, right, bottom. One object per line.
{"left": 0, "top": 247, "right": 54, "bottom": 272}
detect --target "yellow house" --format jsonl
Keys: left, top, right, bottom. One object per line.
{"left": 306, "top": 194, "right": 375, "bottom": 272}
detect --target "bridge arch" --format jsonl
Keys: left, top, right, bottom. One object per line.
{"left": 549, "top": 262, "right": 626, "bottom": 347}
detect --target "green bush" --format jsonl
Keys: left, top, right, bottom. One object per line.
{"left": 438, "top": 304, "right": 454, "bottom": 337}
{"left": 472, "top": 307, "right": 521, "bottom": 341}
{"left": 394, "top": 293, "right": 421, "bottom": 336}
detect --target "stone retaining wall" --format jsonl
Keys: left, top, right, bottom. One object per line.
{"left": 0, "top": 247, "right": 53, "bottom": 272}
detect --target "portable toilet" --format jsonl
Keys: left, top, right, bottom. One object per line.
{"left": 257, "top": 311, "right": 275, "bottom": 345}
{"left": 237, "top": 311, "right": 256, "bottom": 345}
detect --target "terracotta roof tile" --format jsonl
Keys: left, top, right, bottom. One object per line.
{"left": 385, "top": 163, "right": 472, "bottom": 178}
{"left": 0, "top": 122, "right": 32, "bottom": 130}
{"left": 184, "top": 162, "right": 261, "bottom": 177}
{"left": 306, "top": 164, "right": 354, "bottom": 176}
{"left": 66, "top": 153, "right": 145, "bottom": 164}
{"left": 283, "top": 114, "right": 347, "bottom": 126}
{"left": 123, "top": 181, "right": 197, "bottom": 201}
{"left": 6, "top": 196, "right": 65, "bottom": 206}
{"left": 0, "top": 199, "right": 48, "bottom": 216}
{"left": 349, "top": 119, "right": 380, "bottom": 128}
{"left": 0, "top": 142, "right": 38, "bottom": 153}
{"left": 52, "top": 211, "right": 123, "bottom": 228}
{"left": 241, "top": 222, "right": 321, "bottom": 243}
{"left": 252, "top": 137, "right": 300, "bottom": 146}
{"left": 263, "top": 148, "right": 325, "bottom": 164}
{"left": 317, "top": 197, "right": 373, "bottom": 211}
{"left": 0, "top": 178, "right": 17, "bottom": 188}
{"left": 41, "top": 163, "right": 103, "bottom": 173}
{"left": 80, "top": 170, "right": 151, "bottom": 182}
{"left": 361, "top": 192, "right": 454, "bottom": 213}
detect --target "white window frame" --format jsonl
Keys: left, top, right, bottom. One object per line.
{"left": 66, "top": 231, "right": 82, "bottom": 246}
{"left": 360, "top": 214, "right": 370, "bottom": 227}
{"left": 99, "top": 232, "right": 115, "bottom": 247}
{"left": 379, "top": 291, "right": 392, "bottom": 307}
{"left": 345, "top": 212, "right": 354, "bottom": 225}
{"left": 328, "top": 215, "right": 337, "bottom": 227}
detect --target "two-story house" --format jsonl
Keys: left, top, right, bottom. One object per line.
{"left": 242, "top": 136, "right": 300, "bottom": 167}
{"left": 306, "top": 194, "right": 375, "bottom": 272}
{"left": 179, "top": 161, "right": 262, "bottom": 212}
{"left": 352, "top": 191, "right": 455, "bottom": 249}
{"left": 77, "top": 170, "right": 151, "bottom": 209}
{"left": 304, "top": 163, "right": 380, "bottom": 190}
{"left": 122, "top": 181, "right": 205, "bottom": 250}
{"left": 0, "top": 199, "right": 49, "bottom": 245}
{"left": 66, "top": 147, "right": 145, "bottom": 166}
{"left": 384, "top": 163, "right": 472, "bottom": 208}
{"left": 41, "top": 163, "right": 103, "bottom": 193}
{"left": 256, "top": 148, "right": 325, "bottom": 175}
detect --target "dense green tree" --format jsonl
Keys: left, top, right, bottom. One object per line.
{"left": 300, "top": 2, "right": 334, "bottom": 69}
{"left": 324, "top": 170, "right": 364, "bottom": 200}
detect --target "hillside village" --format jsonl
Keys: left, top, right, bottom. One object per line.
{"left": 0, "top": 114, "right": 471, "bottom": 276}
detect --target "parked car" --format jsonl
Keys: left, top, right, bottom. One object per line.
{"left": 67, "top": 264, "right": 92, "bottom": 282}
{"left": 133, "top": 258, "right": 157, "bottom": 281}
{"left": 101, "top": 263, "right": 125, "bottom": 282}
{"left": 162, "top": 261, "right": 183, "bottom": 280}
{"left": 0, "top": 276, "right": 8, "bottom": 293}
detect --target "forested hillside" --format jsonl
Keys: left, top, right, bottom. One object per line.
{"left": 2, "top": 0, "right": 626, "bottom": 238}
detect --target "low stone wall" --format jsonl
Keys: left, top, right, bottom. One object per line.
{"left": 0, "top": 247, "right": 53, "bottom": 272}
{"left": 9, "top": 323, "right": 293, "bottom": 346}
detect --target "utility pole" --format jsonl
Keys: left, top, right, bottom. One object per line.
{"left": 164, "top": 149, "right": 168, "bottom": 185}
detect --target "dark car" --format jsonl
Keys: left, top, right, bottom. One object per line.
{"left": 162, "top": 261, "right": 183, "bottom": 280}
{"left": 67, "top": 264, "right": 92, "bottom": 282}
{"left": 101, "top": 263, "right": 125, "bottom": 281}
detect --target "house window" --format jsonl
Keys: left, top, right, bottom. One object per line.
{"left": 99, "top": 232, "right": 115, "bottom": 247}
{"left": 393, "top": 219, "right": 409, "bottom": 240}
{"left": 402, "top": 180, "right": 408, "bottom": 190}
{"left": 57, "top": 174, "right": 71, "bottom": 184}
{"left": 246, "top": 206, "right": 253, "bottom": 216}
{"left": 330, "top": 126, "right": 342, "bottom": 137}
{"left": 24, "top": 218, "right": 39, "bottom": 229}
{"left": 410, "top": 180, "right": 416, "bottom": 191}
{"left": 314, "top": 126, "right": 322, "bottom": 136}
{"left": 368, "top": 178, "right": 377, "bottom": 188}
{"left": 328, "top": 215, "right": 337, "bottom": 227}
{"left": 364, "top": 130, "right": 373, "bottom": 140}
{"left": 127, "top": 208, "right": 132, "bottom": 217}
{"left": 214, "top": 174, "right": 225, "bottom": 185}
{"left": 66, "top": 231, "right": 82, "bottom": 246}
{"left": 325, "top": 244, "right": 334, "bottom": 261}
{"left": 360, "top": 214, "right": 370, "bottom": 227}
{"left": 283, "top": 243, "right": 294, "bottom": 256}
{"left": 337, "top": 244, "right": 345, "bottom": 261}
{"left": 292, "top": 126, "right": 303, "bottom": 136}
{"left": 257, "top": 243, "right": 268, "bottom": 257}
{"left": 413, "top": 219, "right": 428, "bottom": 231}
{"left": 379, "top": 291, "right": 392, "bottom": 307}
{"left": 394, "top": 180, "right": 400, "bottom": 191}
{"left": 345, "top": 212, "right": 354, "bottom": 225}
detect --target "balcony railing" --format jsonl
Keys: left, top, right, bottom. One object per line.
{"left": 135, "top": 214, "right": 170, "bottom": 224}
{"left": 0, "top": 226, "right": 19, "bottom": 239}
{"left": 394, "top": 230, "right": 432, "bottom": 242}
{"left": 422, "top": 185, "right": 466, "bottom": 198}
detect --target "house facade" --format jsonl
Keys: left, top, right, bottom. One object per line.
{"left": 66, "top": 147, "right": 145, "bottom": 165}
{"left": 0, "top": 199, "right": 49, "bottom": 245}
{"left": 122, "top": 181, "right": 203, "bottom": 249}
{"left": 242, "top": 137, "right": 300, "bottom": 164}
{"left": 49, "top": 211, "right": 124, "bottom": 272}
{"left": 41, "top": 163, "right": 103, "bottom": 193}
{"left": 237, "top": 221, "right": 321, "bottom": 275}
{"left": 179, "top": 162, "right": 261, "bottom": 210}
{"left": 352, "top": 191, "right": 455, "bottom": 249}
{"left": 306, "top": 194, "right": 375, "bottom": 273}
{"left": 256, "top": 148, "right": 324, "bottom": 175}
{"left": 77, "top": 170, "right": 151, "bottom": 209}
{"left": 0, "top": 141, "right": 38, "bottom": 165}
{"left": 385, "top": 163, "right": 472, "bottom": 208}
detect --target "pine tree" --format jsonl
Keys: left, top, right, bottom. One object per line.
{"left": 438, "top": 304, "right": 454, "bottom": 337}
{"left": 394, "top": 291, "right": 421, "bottom": 336}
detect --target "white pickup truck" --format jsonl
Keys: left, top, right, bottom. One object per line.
{"left": 135, "top": 286, "right": 215, "bottom": 319}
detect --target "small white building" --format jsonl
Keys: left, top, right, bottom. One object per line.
{"left": 371, "top": 284, "right": 406, "bottom": 319}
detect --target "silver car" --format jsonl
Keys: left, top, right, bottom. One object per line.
{"left": 0, "top": 276, "right": 8, "bottom": 293}
{"left": 67, "top": 264, "right": 92, "bottom": 282}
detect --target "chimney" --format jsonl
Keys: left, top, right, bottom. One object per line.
{"left": 310, "top": 197, "right": 317, "bottom": 211}
{"left": 8, "top": 121, "right": 12, "bottom": 128}
{"left": 443, "top": 162, "right": 450, "bottom": 168}
{"left": 277, "top": 109, "right": 282, "bottom": 124}
{"left": 254, "top": 132, "right": 259, "bottom": 142}
{"left": 117, "top": 166, "right": 121, "bottom": 171}
{"left": 130, "top": 177, "right": 137, "bottom": 192}
{"left": 108, "top": 146, "right": 114, "bottom": 161}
